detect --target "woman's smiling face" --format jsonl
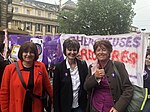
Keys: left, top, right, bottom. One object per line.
{"left": 22, "top": 51, "right": 35, "bottom": 63}
{"left": 146, "top": 55, "right": 150, "bottom": 66}
{"left": 94, "top": 45, "right": 110, "bottom": 61}
{"left": 65, "top": 48, "right": 78, "bottom": 60}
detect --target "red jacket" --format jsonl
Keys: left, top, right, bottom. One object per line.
{"left": 0, "top": 60, "right": 53, "bottom": 112}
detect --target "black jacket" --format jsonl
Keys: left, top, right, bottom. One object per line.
{"left": 53, "top": 59, "right": 88, "bottom": 112}
{"left": 0, "top": 54, "right": 10, "bottom": 87}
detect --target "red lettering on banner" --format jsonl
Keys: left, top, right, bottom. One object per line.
{"left": 129, "top": 52, "right": 138, "bottom": 65}
{"left": 79, "top": 48, "right": 138, "bottom": 65}
{"left": 121, "top": 50, "right": 129, "bottom": 63}
{"left": 88, "top": 49, "right": 94, "bottom": 60}
{"left": 80, "top": 49, "right": 88, "bottom": 60}
{"left": 111, "top": 50, "right": 138, "bottom": 65}
{"left": 111, "top": 50, "right": 120, "bottom": 62}
{"left": 80, "top": 48, "right": 96, "bottom": 61}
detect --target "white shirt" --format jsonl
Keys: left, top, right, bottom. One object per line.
{"left": 66, "top": 59, "right": 80, "bottom": 108}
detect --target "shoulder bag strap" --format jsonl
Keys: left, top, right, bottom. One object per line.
{"left": 112, "top": 61, "right": 123, "bottom": 87}
{"left": 15, "top": 62, "right": 27, "bottom": 90}
{"left": 15, "top": 62, "right": 44, "bottom": 99}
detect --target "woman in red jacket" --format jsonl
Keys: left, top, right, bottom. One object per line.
{"left": 0, "top": 41, "right": 53, "bottom": 112}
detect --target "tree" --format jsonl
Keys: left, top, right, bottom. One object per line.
{"left": 58, "top": 0, "right": 136, "bottom": 35}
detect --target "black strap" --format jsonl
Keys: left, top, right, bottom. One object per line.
{"left": 15, "top": 62, "right": 44, "bottom": 100}
{"left": 15, "top": 62, "right": 27, "bottom": 90}
{"left": 112, "top": 61, "right": 123, "bottom": 87}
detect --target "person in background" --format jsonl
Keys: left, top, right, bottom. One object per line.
{"left": 42, "top": 39, "right": 64, "bottom": 78}
{"left": 0, "top": 41, "right": 53, "bottom": 112}
{"left": 84, "top": 40, "right": 133, "bottom": 112}
{"left": 143, "top": 51, "right": 150, "bottom": 112}
{"left": 0, "top": 43, "right": 11, "bottom": 112}
{"left": 7, "top": 48, "right": 15, "bottom": 62}
{"left": 53, "top": 38, "right": 88, "bottom": 112}
{"left": 0, "top": 43, "right": 11, "bottom": 87}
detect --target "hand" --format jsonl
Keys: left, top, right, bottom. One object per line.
{"left": 94, "top": 68, "right": 105, "bottom": 79}
{"left": 109, "top": 107, "right": 118, "bottom": 112}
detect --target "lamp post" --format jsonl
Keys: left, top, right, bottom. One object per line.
{"left": 62, "top": 16, "right": 68, "bottom": 20}
{"left": 141, "top": 28, "right": 146, "bottom": 32}
{"left": 60, "top": 15, "right": 72, "bottom": 33}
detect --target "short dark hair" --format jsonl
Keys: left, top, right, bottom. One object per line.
{"left": 63, "top": 38, "right": 80, "bottom": 56}
{"left": 93, "top": 40, "right": 113, "bottom": 54}
{"left": 18, "top": 41, "right": 39, "bottom": 61}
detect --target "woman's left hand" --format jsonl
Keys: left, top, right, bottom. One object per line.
{"left": 109, "top": 107, "right": 118, "bottom": 112}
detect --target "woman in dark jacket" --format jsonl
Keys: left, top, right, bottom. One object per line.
{"left": 53, "top": 38, "right": 88, "bottom": 112}
{"left": 84, "top": 40, "right": 133, "bottom": 112}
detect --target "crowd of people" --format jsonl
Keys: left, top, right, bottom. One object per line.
{"left": 0, "top": 38, "right": 149, "bottom": 112}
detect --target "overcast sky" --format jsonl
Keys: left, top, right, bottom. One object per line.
{"left": 132, "top": 0, "right": 150, "bottom": 32}
{"left": 37, "top": 0, "right": 150, "bottom": 32}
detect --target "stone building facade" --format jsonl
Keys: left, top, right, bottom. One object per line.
{"left": 9, "top": 0, "right": 60, "bottom": 36}
{"left": 0, "top": 0, "right": 9, "bottom": 28}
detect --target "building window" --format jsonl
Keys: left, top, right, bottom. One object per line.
{"left": 51, "top": 26, "right": 58, "bottom": 33}
{"left": 38, "top": 10, "right": 41, "bottom": 16}
{"left": 50, "top": 12, "right": 57, "bottom": 20}
{"left": 25, "top": 22, "right": 32, "bottom": 30}
{"left": 46, "top": 25, "right": 52, "bottom": 33}
{"left": 13, "top": 20, "right": 21, "bottom": 30}
{"left": 26, "top": 9, "right": 30, "bottom": 15}
{"left": 14, "top": 7, "right": 18, "bottom": 13}
{"left": 48, "top": 13, "right": 51, "bottom": 18}
{"left": 14, "top": 20, "right": 21, "bottom": 27}
{"left": 55, "top": 26, "right": 58, "bottom": 33}
{"left": 36, "top": 23, "right": 42, "bottom": 31}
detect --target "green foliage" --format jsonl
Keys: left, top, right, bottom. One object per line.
{"left": 58, "top": 0, "right": 136, "bottom": 35}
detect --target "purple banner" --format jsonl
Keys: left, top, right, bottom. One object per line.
{"left": 9, "top": 35, "right": 64, "bottom": 66}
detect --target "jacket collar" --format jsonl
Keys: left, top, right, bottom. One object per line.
{"left": 17, "top": 60, "right": 40, "bottom": 70}
{"left": 17, "top": 60, "right": 41, "bottom": 85}
{"left": 66, "top": 58, "right": 70, "bottom": 69}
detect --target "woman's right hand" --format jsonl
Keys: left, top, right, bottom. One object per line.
{"left": 109, "top": 107, "right": 118, "bottom": 112}
{"left": 94, "top": 68, "right": 105, "bottom": 79}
